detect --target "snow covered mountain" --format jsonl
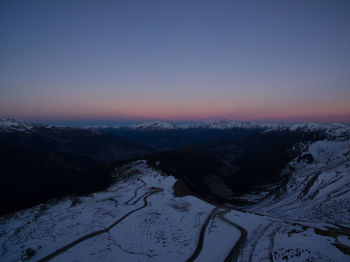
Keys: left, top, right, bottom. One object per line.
{"left": 1, "top": 137, "right": 350, "bottom": 261}
{"left": 0, "top": 118, "right": 40, "bottom": 132}
{"left": 287, "top": 122, "right": 350, "bottom": 140}
{"left": 249, "top": 139, "right": 350, "bottom": 226}
{"left": 122, "top": 120, "right": 350, "bottom": 139}
{"left": 181, "top": 120, "right": 350, "bottom": 139}
{"left": 2, "top": 118, "right": 349, "bottom": 140}
{"left": 130, "top": 121, "right": 178, "bottom": 130}
{"left": 116, "top": 119, "right": 285, "bottom": 130}
{"left": 182, "top": 119, "right": 285, "bottom": 130}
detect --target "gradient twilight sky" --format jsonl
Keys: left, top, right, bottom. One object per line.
{"left": 1, "top": 0, "right": 350, "bottom": 124}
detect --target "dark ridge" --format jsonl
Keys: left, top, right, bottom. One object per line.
{"left": 0, "top": 143, "right": 115, "bottom": 214}
{"left": 0, "top": 126, "right": 153, "bottom": 163}
{"left": 100, "top": 127, "right": 261, "bottom": 151}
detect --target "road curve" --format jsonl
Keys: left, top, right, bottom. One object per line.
{"left": 185, "top": 206, "right": 220, "bottom": 262}
{"left": 124, "top": 179, "right": 146, "bottom": 205}
{"left": 218, "top": 209, "right": 247, "bottom": 262}
{"left": 185, "top": 206, "right": 248, "bottom": 262}
{"left": 38, "top": 191, "right": 156, "bottom": 262}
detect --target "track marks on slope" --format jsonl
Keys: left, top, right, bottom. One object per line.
{"left": 246, "top": 222, "right": 274, "bottom": 262}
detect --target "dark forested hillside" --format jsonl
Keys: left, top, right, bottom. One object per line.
{"left": 0, "top": 126, "right": 152, "bottom": 163}
{"left": 0, "top": 143, "right": 115, "bottom": 214}
{"left": 0, "top": 126, "right": 152, "bottom": 214}
{"left": 101, "top": 127, "right": 261, "bottom": 151}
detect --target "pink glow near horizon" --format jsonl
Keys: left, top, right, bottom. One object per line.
{"left": 1, "top": 2, "right": 350, "bottom": 124}
{"left": 3, "top": 100, "right": 349, "bottom": 123}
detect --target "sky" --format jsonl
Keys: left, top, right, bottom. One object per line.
{"left": 1, "top": 0, "right": 350, "bottom": 124}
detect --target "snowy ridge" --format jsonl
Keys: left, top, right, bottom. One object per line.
{"left": 264, "top": 122, "right": 350, "bottom": 139}
{"left": 130, "top": 121, "right": 178, "bottom": 130}
{"left": 181, "top": 119, "right": 285, "bottom": 130}
{"left": 2, "top": 118, "right": 349, "bottom": 140}
{"left": 288, "top": 122, "right": 350, "bottom": 139}
{"left": 83, "top": 125, "right": 120, "bottom": 130}
{"left": 126, "top": 120, "right": 350, "bottom": 140}
{"left": 0, "top": 118, "right": 37, "bottom": 132}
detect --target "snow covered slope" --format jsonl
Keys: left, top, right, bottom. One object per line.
{"left": 250, "top": 140, "right": 350, "bottom": 226}
{"left": 1, "top": 155, "right": 350, "bottom": 262}
{"left": 0, "top": 161, "right": 213, "bottom": 262}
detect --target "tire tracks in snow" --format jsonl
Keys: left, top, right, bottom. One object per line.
{"left": 267, "top": 223, "right": 282, "bottom": 262}
{"left": 246, "top": 222, "right": 274, "bottom": 262}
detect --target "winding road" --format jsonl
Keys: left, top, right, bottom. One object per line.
{"left": 38, "top": 186, "right": 248, "bottom": 262}
{"left": 124, "top": 179, "right": 146, "bottom": 205}
{"left": 38, "top": 185, "right": 158, "bottom": 262}
{"left": 218, "top": 209, "right": 247, "bottom": 262}
{"left": 185, "top": 206, "right": 247, "bottom": 262}
{"left": 185, "top": 206, "right": 220, "bottom": 262}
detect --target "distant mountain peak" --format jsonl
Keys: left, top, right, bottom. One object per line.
{"left": 130, "top": 121, "right": 177, "bottom": 130}
{"left": 0, "top": 118, "right": 36, "bottom": 132}
{"left": 183, "top": 120, "right": 284, "bottom": 130}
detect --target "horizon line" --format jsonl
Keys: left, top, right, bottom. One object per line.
{"left": 1, "top": 117, "right": 350, "bottom": 127}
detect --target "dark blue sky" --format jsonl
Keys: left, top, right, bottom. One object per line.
{"left": 1, "top": 0, "right": 350, "bottom": 123}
